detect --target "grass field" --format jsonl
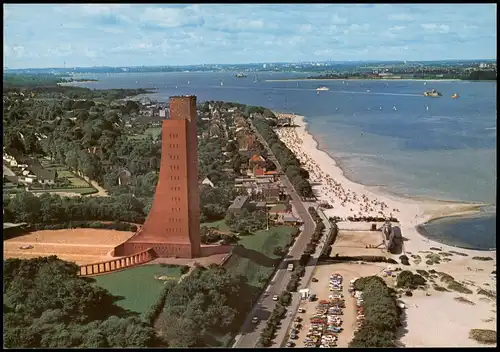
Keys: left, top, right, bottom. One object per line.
{"left": 144, "top": 127, "right": 162, "bottom": 138}
{"left": 39, "top": 161, "right": 94, "bottom": 189}
{"left": 215, "top": 225, "right": 297, "bottom": 347}
{"left": 128, "top": 127, "right": 162, "bottom": 140}
{"left": 56, "top": 170, "right": 90, "bottom": 187}
{"left": 225, "top": 225, "right": 296, "bottom": 287}
{"left": 201, "top": 219, "right": 232, "bottom": 233}
{"left": 93, "top": 264, "right": 185, "bottom": 314}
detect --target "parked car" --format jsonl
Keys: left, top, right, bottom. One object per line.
{"left": 298, "top": 308, "right": 306, "bottom": 313}
{"left": 312, "top": 278, "right": 319, "bottom": 282}
{"left": 252, "top": 316, "right": 259, "bottom": 324}
{"left": 273, "top": 295, "right": 279, "bottom": 301}
{"left": 285, "top": 341, "right": 295, "bottom": 347}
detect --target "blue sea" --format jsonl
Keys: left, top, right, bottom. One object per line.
{"left": 70, "top": 71, "right": 497, "bottom": 250}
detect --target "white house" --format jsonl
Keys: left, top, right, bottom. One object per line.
{"left": 202, "top": 177, "right": 215, "bottom": 188}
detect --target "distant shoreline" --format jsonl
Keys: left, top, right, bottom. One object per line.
{"left": 57, "top": 80, "right": 99, "bottom": 85}
{"left": 265, "top": 78, "right": 462, "bottom": 82}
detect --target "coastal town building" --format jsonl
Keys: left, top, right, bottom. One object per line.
{"left": 228, "top": 195, "right": 250, "bottom": 214}
{"left": 201, "top": 176, "right": 215, "bottom": 188}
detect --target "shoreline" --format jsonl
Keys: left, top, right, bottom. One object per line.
{"left": 274, "top": 112, "right": 496, "bottom": 346}
{"left": 273, "top": 112, "right": 495, "bottom": 255}
{"left": 57, "top": 80, "right": 99, "bottom": 85}
{"left": 265, "top": 78, "right": 463, "bottom": 82}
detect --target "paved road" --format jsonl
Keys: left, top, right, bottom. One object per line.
{"left": 233, "top": 122, "right": 317, "bottom": 348}
{"left": 273, "top": 208, "right": 333, "bottom": 347}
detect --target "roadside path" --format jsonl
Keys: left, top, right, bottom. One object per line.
{"left": 234, "top": 121, "right": 316, "bottom": 348}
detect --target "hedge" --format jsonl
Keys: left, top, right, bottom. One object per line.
{"left": 142, "top": 281, "right": 177, "bottom": 325}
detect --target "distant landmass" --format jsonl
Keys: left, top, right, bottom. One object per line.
{"left": 4, "top": 59, "right": 496, "bottom": 75}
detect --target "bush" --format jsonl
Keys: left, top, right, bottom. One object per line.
{"left": 399, "top": 255, "right": 410, "bottom": 266}
{"left": 397, "top": 271, "right": 427, "bottom": 289}
{"left": 469, "top": 329, "right": 497, "bottom": 345}
{"left": 279, "top": 291, "right": 292, "bottom": 306}
{"left": 476, "top": 288, "right": 496, "bottom": 299}
{"left": 273, "top": 246, "right": 285, "bottom": 256}
{"left": 416, "top": 269, "right": 429, "bottom": 277}
{"left": 286, "top": 277, "right": 299, "bottom": 292}
{"left": 433, "top": 284, "right": 449, "bottom": 292}
{"left": 447, "top": 281, "right": 473, "bottom": 294}
{"left": 438, "top": 272, "right": 455, "bottom": 284}
{"left": 472, "top": 256, "right": 493, "bottom": 261}
{"left": 142, "top": 281, "right": 176, "bottom": 325}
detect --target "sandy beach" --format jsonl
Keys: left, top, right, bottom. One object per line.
{"left": 274, "top": 113, "right": 496, "bottom": 347}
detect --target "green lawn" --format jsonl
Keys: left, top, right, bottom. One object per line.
{"left": 201, "top": 219, "right": 232, "bottom": 232}
{"left": 225, "top": 225, "right": 296, "bottom": 287}
{"left": 57, "top": 170, "right": 91, "bottom": 187}
{"left": 239, "top": 226, "right": 296, "bottom": 259}
{"left": 127, "top": 127, "right": 162, "bottom": 140}
{"left": 93, "top": 264, "right": 185, "bottom": 314}
{"left": 144, "top": 127, "right": 162, "bottom": 138}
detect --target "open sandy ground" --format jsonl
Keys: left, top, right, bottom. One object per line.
{"left": 3, "top": 229, "right": 135, "bottom": 265}
{"left": 274, "top": 113, "right": 496, "bottom": 347}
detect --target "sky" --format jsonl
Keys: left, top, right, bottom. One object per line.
{"left": 3, "top": 4, "right": 497, "bottom": 69}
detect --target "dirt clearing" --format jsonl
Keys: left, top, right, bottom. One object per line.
{"left": 3, "top": 229, "right": 135, "bottom": 265}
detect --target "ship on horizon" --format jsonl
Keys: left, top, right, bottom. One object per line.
{"left": 316, "top": 86, "right": 329, "bottom": 91}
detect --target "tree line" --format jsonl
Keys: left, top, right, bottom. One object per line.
{"left": 252, "top": 117, "right": 313, "bottom": 198}
{"left": 3, "top": 191, "right": 147, "bottom": 225}
{"left": 349, "top": 276, "right": 402, "bottom": 348}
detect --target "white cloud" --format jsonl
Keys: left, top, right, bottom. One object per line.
{"left": 300, "top": 24, "right": 313, "bottom": 33}
{"left": 388, "top": 13, "right": 413, "bottom": 21}
{"left": 421, "top": 23, "right": 450, "bottom": 33}
{"left": 331, "top": 14, "right": 348, "bottom": 25}
{"left": 2, "top": 4, "right": 497, "bottom": 67}
{"left": 349, "top": 24, "right": 370, "bottom": 31}
{"left": 139, "top": 7, "right": 202, "bottom": 28}
{"left": 390, "top": 25, "right": 406, "bottom": 31}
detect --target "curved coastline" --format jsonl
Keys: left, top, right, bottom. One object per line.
{"left": 274, "top": 112, "right": 495, "bottom": 255}
{"left": 311, "top": 134, "right": 489, "bottom": 209}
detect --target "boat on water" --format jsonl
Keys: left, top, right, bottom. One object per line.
{"left": 393, "top": 105, "right": 397, "bottom": 111}
{"left": 235, "top": 73, "right": 247, "bottom": 78}
{"left": 220, "top": 81, "right": 224, "bottom": 86}
{"left": 424, "top": 89, "right": 442, "bottom": 97}
{"left": 452, "top": 93, "right": 459, "bottom": 99}
{"left": 426, "top": 106, "right": 429, "bottom": 111}
{"left": 316, "top": 86, "right": 329, "bottom": 91}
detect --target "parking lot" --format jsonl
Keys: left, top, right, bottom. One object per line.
{"left": 288, "top": 262, "right": 387, "bottom": 348}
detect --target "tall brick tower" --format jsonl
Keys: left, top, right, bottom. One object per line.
{"left": 114, "top": 95, "right": 201, "bottom": 258}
